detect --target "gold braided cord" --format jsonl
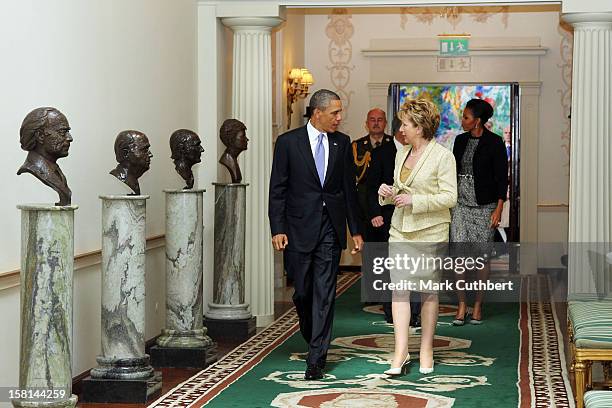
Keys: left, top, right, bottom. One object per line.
{"left": 352, "top": 142, "right": 371, "bottom": 183}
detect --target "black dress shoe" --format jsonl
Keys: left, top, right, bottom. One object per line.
{"left": 304, "top": 364, "right": 323, "bottom": 380}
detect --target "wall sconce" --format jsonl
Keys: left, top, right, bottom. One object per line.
{"left": 286, "top": 68, "right": 314, "bottom": 129}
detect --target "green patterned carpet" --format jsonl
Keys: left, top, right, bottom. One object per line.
{"left": 207, "top": 277, "right": 522, "bottom": 408}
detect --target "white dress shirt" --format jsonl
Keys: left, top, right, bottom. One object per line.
{"left": 393, "top": 136, "right": 404, "bottom": 152}
{"left": 307, "top": 120, "right": 329, "bottom": 181}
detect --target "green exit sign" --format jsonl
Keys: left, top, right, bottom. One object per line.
{"left": 439, "top": 37, "right": 469, "bottom": 56}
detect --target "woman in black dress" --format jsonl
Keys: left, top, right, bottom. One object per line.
{"left": 451, "top": 99, "right": 508, "bottom": 325}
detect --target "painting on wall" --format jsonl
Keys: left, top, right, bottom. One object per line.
{"left": 389, "top": 83, "right": 517, "bottom": 149}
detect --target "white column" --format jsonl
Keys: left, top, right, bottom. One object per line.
{"left": 518, "top": 82, "right": 541, "bottom": 275}
{"left": 562, "top": 13, "right": 612, "bottom": 295}
{"left": 222, "top": 16, "right": 283, "bottom": 327}
{"left": 196, "top": 3, "right": 222, "bottom": 329}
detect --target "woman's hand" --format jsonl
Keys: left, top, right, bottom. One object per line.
{"left": 378, "top": 183, "right": 394, "bottom": 198}
{"left": 490, "top": 206, "right": 503, "bottom": 229}
{"left": 393, "top": 193, "right": 412, "bottom": 208}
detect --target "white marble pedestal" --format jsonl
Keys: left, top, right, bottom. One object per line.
{"left": 13, "top": 204, "right": 79, "bottom": 408}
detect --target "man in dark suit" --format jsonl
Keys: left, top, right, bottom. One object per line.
{"left": 366, "top": 116, "right": 420, "bottom": 327}
{"left": 351, "top": 109, "right": 393, "bottom": 239}
{"left": 269, "top": 89, "right": 363, "bottom": 380}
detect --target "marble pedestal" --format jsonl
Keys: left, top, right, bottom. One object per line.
{"left": 82, "top": 195, "right": 160, "bottom": 403}
{"left": 204, "top": 184, "right": 255, "bottom": 340}
{"left": 13, "top": 205, "right": 79, "bottom": 408}
{"left": 205, "top": 183, "right": 251, "bottom": 320}
{"left": 203, "top": 316, "right": 256, "bottom": 342}
{"left": 80, "top": 371, "right": 162, "bottom": 404}
{"left": 151, "top": 189, "right": 217, "bottom": 368}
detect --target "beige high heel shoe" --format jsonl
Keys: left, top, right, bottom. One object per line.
{"left": 384, "top": 354, "right": 410, "bottom": 376}
{"left": 419, "top": 361, "right": 434, "bottom": 374}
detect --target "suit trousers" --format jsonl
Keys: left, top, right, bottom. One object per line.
{"left": 284, "top": 208, "right": 341, "bottom": 366}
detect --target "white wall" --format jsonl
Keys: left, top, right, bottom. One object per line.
{"left": 303, "top": 6, "right": 570, "bottom": 266}
{"left": 0, "top": 0, "right": 197, "bottom": 399}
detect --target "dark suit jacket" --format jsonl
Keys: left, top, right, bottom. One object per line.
{"left": 269, "top": 125, "right": 360, "bottom": 253}
{"left": 453, "top": 129, "right": 508, "bottom": 205}
{"left": 366, "top": 140, "right": 397, "bottom": 229}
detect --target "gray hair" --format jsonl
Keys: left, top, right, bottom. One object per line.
{"left": 20, "top": 107, "right": 60, "bottom": 151}
{"left": 309, "top": 89, "right": 341, "bottom": 112}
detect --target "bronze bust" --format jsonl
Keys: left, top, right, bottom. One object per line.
{"left": 170, "top": 129, "right": 204, "bottom": 189}
{"left": 17, "top": 107, "right": 73, "bottom": 206}
{"left": 110, "top": 130, "right": 152, "bottom": 195}
{"left": 219, "top": 119, "right": 248, "bottom": 183}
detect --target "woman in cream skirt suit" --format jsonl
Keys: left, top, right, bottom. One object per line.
{"left": 378, "top": 99, "right": 457, "bottom": 375}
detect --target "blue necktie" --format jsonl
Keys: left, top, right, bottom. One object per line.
{"left": 315, "top": 133, "right": 325, "bottom": 186}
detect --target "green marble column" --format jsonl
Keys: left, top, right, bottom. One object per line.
{"left": 157, "top": 189, "right": 212, "bottom": 348}
{"left": 13, "top": 204, "right": 78, "bottom": 408}
{"left": 205, "top": 183, "right": 252, "bottom": 320}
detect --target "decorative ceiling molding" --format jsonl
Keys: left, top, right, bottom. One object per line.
{"left": 400, "top": 6, "right": 510, "bottom": 30}
{"left": 326, "top": 8, "right": 355, "bottom": 123}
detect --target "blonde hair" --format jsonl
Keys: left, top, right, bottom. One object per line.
{"left": 396, "top": 99, "right": 440, "bottom": 140}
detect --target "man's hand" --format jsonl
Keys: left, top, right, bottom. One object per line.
{"left": 371, "top": 216, "right": 384, "bottom": 228}
{"left": 272, "top": 234, "right": 288, "bottom": 251}
{"left": 351, "top": 234, "right": 364, "bottom": 254}
{"left": 378, "top": 183, "right": 394, "bottom": 198}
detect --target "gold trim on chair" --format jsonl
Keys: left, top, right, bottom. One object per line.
{"left": 568, "top": 310, "right": 612, "bottom": 408}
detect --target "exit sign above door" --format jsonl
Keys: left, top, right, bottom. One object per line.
{"left": 438, "top": 35, "right": 470, "bottom": 56}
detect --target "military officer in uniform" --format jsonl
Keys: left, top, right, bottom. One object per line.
{"left": 352, "top": 108, "right": 393, "bottom": 240}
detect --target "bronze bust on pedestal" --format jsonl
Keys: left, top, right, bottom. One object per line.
{"left": 169, "top": 129, "right": 204, "bottom": 189}
{"left": 109, "top": 130, "right": 152, "bottom": 195}
{"left": 219, "top": 119, "right": 248, "bottom": 183}
{"left": 17, "top": 107, "right": 73, "bottom": 206}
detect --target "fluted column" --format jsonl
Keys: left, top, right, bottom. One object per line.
{"left": 222, "top": 16, "right": 283, "bottom": 327}
{"left": 563, "top": 13, "right": 612, "bottom": 296}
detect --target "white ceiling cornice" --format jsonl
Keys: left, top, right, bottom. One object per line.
{"left": 200, "top": 1, "right": 611, "bottom": 17}
{"left": 205, "top": 0, "right": 559, "bottom": 6}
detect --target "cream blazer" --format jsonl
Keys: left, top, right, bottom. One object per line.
{"left": 379, "top": 140, "right": 457, "bottom": 233}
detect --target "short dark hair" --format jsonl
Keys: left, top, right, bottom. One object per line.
{"left": 465, "top": 99, "right": 494, "bottom": 124}
{"left": 309, "top": 89, "right": 341, "bottom": 112}
{"left": 219, "top": 119, "right": 246, "bottom": 148}
{"left": 114, "top": 130, "right": 145, "bottom": 162}
{"left": 170, "top": 129, "right": 199, "bottom": 160}
{"left": 391, "top": 116, "right": 402, "bottom": 136}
